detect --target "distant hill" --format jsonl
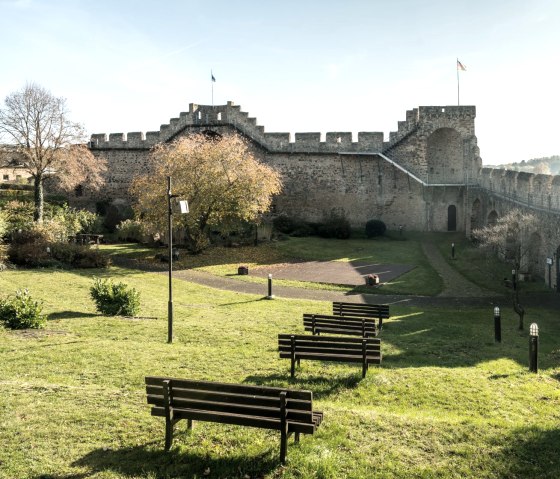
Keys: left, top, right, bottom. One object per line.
{"left": 487, "top": 156, "right": 560, "bottom": 175}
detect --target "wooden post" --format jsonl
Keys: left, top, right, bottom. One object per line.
{"left": 163, "top": 380, "right": 174, "bottom": 450}
{"left": 290, "top": 335, "right": 296, "bottom": 378}
{"left": 312, "top": 315, "right": 316, "bottom": 335}
{"left": 280, "top": 391, "right": 288, "bottom": 464}
{"left": 362, "top": 340, "right": 368, "bottom": 378}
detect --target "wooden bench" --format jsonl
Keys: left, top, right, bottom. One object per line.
{"left": 145, "top": 376, "right": 323, "bottom": 464}
{"left": 332, "top": 302, "right": 390, "bottom": 329}
{"left": 303, "top": 313, "right": 378, "bottom": 337}
{"left": 278, "top": 334, "right": 382, "bottom": 378}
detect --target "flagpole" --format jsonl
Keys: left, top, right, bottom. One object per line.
{"left": 211, "top": 71, "right": 214, "bottom": 107}
{"left": 457, "top": 58, "right": 460, "bottom": 106}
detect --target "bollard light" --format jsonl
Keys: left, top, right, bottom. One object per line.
{"left": 511, "top": 269, "right": 517, "bottom": 290}
{"left": 529, "top": 322, "right": 539, "bottom": 373}
{"left": 493, "top": 306, "right": 501, "bottom": 343}
{"left": 266, "top": 273, "right": 275, "bottom": 299}
{"left": 451, "top": 242, "right": 455, "bottom": 259}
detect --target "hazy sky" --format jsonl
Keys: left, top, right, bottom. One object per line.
{"left": 1, "top": 0, "right": 558, "bottom": 165}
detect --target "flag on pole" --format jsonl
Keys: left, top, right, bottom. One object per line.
{"left": 457, "top": 59, "right": 467, "bottom": 71}
{"left": 211, "top": 71, "right": 216, "bottom": 82}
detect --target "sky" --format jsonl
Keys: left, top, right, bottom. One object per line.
{"left": 1, "top": 0, "right": 559, "bottom": 165}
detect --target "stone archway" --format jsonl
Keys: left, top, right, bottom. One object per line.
{"left": 487, "top": 210, "right": 498, "bottom": 226}
{"left": 448, "top": 205, "right": 457, "bottom": 231}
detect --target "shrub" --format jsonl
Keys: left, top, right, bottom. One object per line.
{"left": 0, "top": 289, "right": 46, "bottom": 329}
{"left": 8, "top": 242, "right": 111, "bottom": 269}
{"left": 8, "top": 242, "right": 55, "bottom": 267}
{"left": 365, "top": 219, "right": 387, "bottom": 238}
{"left": 90, "top": 278, "right": 140, "bottom": 316}
{"left": 317, "top": 215, "right": 351, "bottom": 239}
{"left": 272, "top": 215, "right": 314, "bottom": 237}
{"left": 116, "top": 219, "right": 145, "bottom": 242}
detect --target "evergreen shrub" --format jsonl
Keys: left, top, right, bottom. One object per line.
{"left": 365, "top": 219, "right": 387, "bottom": 238}
{"left": 90, "top": 278, "right": 140, "bottom": 316}
{"left": 0, "top": 289, "right": 46, "bottom": 329}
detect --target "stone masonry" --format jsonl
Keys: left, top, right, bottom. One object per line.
{"left": 87, "top": 101, "right": 560, "bottom": 288}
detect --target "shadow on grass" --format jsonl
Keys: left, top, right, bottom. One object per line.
{"left": 244, "top": 372, "right": 362, "bottom": 399}
{"left": 381, "top": 309, "right": 560, "bottom": 370}
{"left": 497, "top": 426, "right": 560, "bottom": 478}
{"left": 38, "top": 443, "right": 279, "bottom": 479}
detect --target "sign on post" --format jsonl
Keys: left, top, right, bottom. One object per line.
{"left": 179, "top": 200, "right": 189, "bottom": 214}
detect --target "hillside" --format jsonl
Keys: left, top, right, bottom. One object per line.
{"left": 488, "top": 155, "right": 560, "bottom": 175}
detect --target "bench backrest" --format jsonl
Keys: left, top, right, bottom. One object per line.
{"left": 145, "top": 376, "right": 315, "bottom": 432}
{"left": 303, "top": 313, "right": 377, "bottom": 337}
{"left": 278, "top": 334, "right": 381, "bottom": 359}
{"left": 332, "top": 302, "right": 390, "bottom": 319}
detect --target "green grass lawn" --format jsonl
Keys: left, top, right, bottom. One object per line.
{"left": 431, "top": 232, "right": 552, "bottom": 294}
{"left": 101, "top": 234, "right": 444, "bottom": 296}
{"left": 1, "top": 267, "right": 560, "bottom": 478}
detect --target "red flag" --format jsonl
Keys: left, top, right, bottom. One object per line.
{"left": 457, "top": 59, "right": 467, "bottom": 71}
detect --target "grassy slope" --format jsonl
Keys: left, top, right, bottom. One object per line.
{"left": 1, "top": 267, "right": 560, "bottom": 478}
{"left": 102, "top": 233, "right": 444, "bottom": 296}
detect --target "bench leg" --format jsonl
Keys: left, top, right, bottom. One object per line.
{"left": 290, "top": 356, "right": 296, "bottom": 378}
{"left": 280, "top": 392, "right": 288, "bottom": 464}
{"left": 295, "top": 432, "right": 300, "bottom": 443}
{"left": 187, "top": 419, "right": 193, "bottom": 430}
{"left": 165, "top": 417, "right": 174, "bottom": 451}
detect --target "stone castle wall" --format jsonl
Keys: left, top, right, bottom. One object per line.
{"left": 87, "top": 101, "right": 560, "bottom": 287}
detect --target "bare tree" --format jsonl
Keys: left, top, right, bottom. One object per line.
{"left": 472, "top": 209, "right": 538, "bottom": 330}
{"left": 0, "top": 83, "right": 106, "bottom": 222}
{"left": 131, "top": 133, "right": 282, "bottom": 253}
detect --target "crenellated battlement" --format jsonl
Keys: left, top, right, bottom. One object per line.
{"left": 90, "top": 102, "right": 423, "bottom": 154}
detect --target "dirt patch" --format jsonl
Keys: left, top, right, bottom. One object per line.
{"left": 9, "top": 329, "right": 72, "bottom": 339}
{"left": 251, "top": 260, "right": 414, "bottom": 286}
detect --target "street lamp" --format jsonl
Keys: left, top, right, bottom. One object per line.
{"left": 167, "top": 176, "right": 188, "bottom": 344}
{"left": 529, "top": 323, "right": 539, "bottom": 373}
{"left": 493, "top": 306, "right": 501, "bottom": 343}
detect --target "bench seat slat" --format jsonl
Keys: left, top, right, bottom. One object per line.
{"left": 304, "top": 326, "right": 376, "bottom": 337}
{"left": 147, "top": 396, "right": 314, "bottom": 422}
{"left": 279, "top": 334, "right": 380, "bottom": 344}
{"left": 146, "top": 376, "right": 312, "bottom": 400}
{"left": 280, "top": 351, "right": 382, "bottom": 364}
{"left": 279, "top": 345, "right": 380, "bottom": 356}
{"left": 332, "top": 302, "right": 390, "bottom": 319}
{"left": 149, "top": 407, "right": 317, "bottom": 434}
{"left": 146, "top": 386, "right": 312, "bottom": 411}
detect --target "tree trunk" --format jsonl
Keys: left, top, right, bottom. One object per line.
{"left": 33, "top": 173, "right": 44, "bottom": 223}
{"left": 513, "top": 289, "right": 525, "bottom": 330}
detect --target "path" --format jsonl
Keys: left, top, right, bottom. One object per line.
{"left": 420, "top": 242, "right": 494, "bottom": 297}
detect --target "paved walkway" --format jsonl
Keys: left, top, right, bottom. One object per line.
{"left": 420, "top": 242, "right": 494, "bottom": 298}
{"left": 115, "top": 246, "right": 559, "bottom": 309}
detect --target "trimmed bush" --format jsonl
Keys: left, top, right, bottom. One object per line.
{"left": 116, "top": 219, "right": 145, "bottom": 242}
{"left": 0, "top": 289, "right": 46, "bottom": 329}
{"left": 317, "top": 215, "right": 351, "bottom": 239}
{"left": 90, "top": 278, "right": 140, "bottom": 316}
{"left": 365, "top": 219, "right": 387, "bottom": 238}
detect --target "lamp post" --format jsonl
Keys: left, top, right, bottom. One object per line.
{"left": 266, "top": 273, "right": 274, "bottom": 299}
{"left": 494, "top": 306, "right": 501, "bottom": 343}
{"left": 167, "top": 176, "right": 178, "bottom": 343}
{"left": 529, "top": 323, "right": 539, "bottom": 373}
